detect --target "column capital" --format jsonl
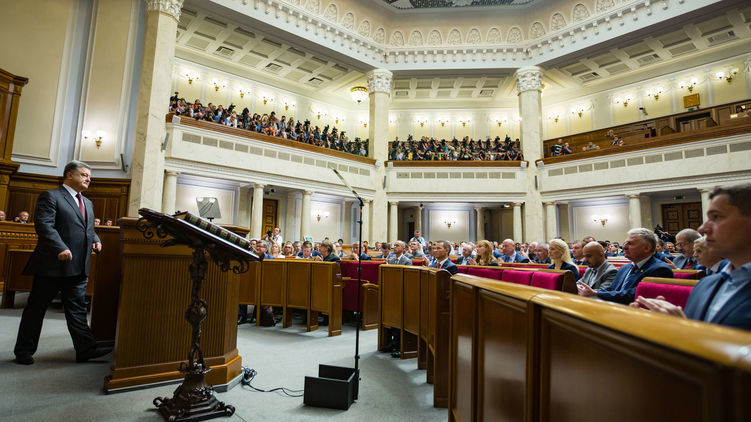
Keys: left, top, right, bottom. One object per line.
{"left": 699, "top": 187, "right": 714, "bottom": 194}
{"left": 366, "top": 69, "right": 393, "bottom": 95}
{"left": 514, "top": 66, "right": 543, "bottom": 93}
{"left": 389, "top": 201, "right": 399, "bottom": 206}
{"left": 164, "top": 170, "right": 180, "bottom": 177}
{"left": 512, "top": 202, "right": 523, "bottom": 207}
{"left": 145, "top": 0, "right": 184, "bottom": 21}
{"left": 253, "top": 183, "right": 266, "bottom": 190}
{"left": 363, "top": 198, "right": 372, "bottom": 204}
{"left": 626, "top": 193, "right": 640, "bottom": 199}
{"left": 303, "top": 190, "right": 313, "bottom": 196}
{"left": 543, "top": 201, "right": 557, "bottom": 207}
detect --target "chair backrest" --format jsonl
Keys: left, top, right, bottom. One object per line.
{"left": 359, "top": 261, "right": 383, "bottom": 283}
{"left": 673, "top": 269, "right": 704, "bottom": 280}
{"left": 635, "top": 282, "right": 693, "bottom": 309}
{"left": 578, "top": 266, "right": 587, "bottom": 278}
{"left": 530, "top": 271, "right": 564, "bottom": 290}
{"left": 501, "top": 269, "right": 533, "bottom": 285}
{"left": 456, "top": 266, "right": 469, "bottom": 274}
{"left": 467, "top": 267, "right": 503, "bottom": 280}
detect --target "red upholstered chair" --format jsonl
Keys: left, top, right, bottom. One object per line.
{"left": 578, "top": 267, "right": 587, "bottom": 279}
{"left": 341, "top": 261, "right": 384, "bottom": 312}
{"left": 467, "top": 267, "right": 503, "bottom": 280}
{"left": 412, "top": 259, "right": 426, "bottom": 266}
{"left": 501, "top": 270, "right": 533, "bottom": 285}
{"left": 456, "top": 266, "right": 469, "bottom": 274}
{"left": 634, "top": 282, "right": 693, "bottom": 309}
{"left": 530, "top": 272, "right": 564, "bottom": 290}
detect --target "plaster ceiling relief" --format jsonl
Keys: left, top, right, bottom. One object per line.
{"left": 466, "top": 28, "right": 481, "bottom": 44}
{"left": 595, "top": 0, "right": 617, "bottom": 14}
{"left": 550, "top": 12, "right": 566, "bottom": 31}
{"left": 357, "top": 19, "right": 371, "bottom": 37}
{"left": 373, "top": 27, "right": 386, "bottom": 43}
{"left": 486, "top": 27, "right": 502, "bottom": 43}
{"left": 447, "top": 29, "right": 463, "bottom": 45}
{"left": 530, "top": 21, "right": 546, "bottom": 39}
{"left": 572, "top": 3, "right": 590, "bottom": 22}
{"left": 507, "top": 26, "right": 523, "bottom": 43}
{"left": 341, "top": 12, "right": 355, "bottom": 30}
{"left": 323, "top": 3, "right": 338, "bottom": 22}
{"left": 305, "top": 0, "right": 320, "bottom": 14}
{"left": 390, "top": 31, "right": 406, "bottom": 46}
{"left": 408, "top": 30, "right": 424, "bottom": 46}
{"left": 380, "top": 0, "right": 538, "bottom": 9}
{"left": 427, "top": 29, "right": 442, "bottom": 45}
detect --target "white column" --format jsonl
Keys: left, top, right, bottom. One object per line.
{"left": 362, "top": 199, "right": 371, "bottom": 243}
{"left": 236, "top": 185, "right": 252, "bottom": 228}
{"left": 414, "top": 206, "right": 422, "bottom": 233}
{"left": 475, "top": 207, "right": 485, "bottom": 241}
{"left": 515, "top": 66, "right": 544, "bottom": 242}
{"left": 544, "top": 201, "right": 558, "bottom": 241}
{"left": 367, "top": 69, "right": 392, "bottom": 243}
{"left": 513, "top": 202, "right": 523, "bottom": 242}
{"left": 700, "top": 188, "right": 712, "bottom": 218}
{"left": 285, "top": 192, "right": 297, "bottom": 242}
{"left": 250, "top": 183, "right": 265, "bottom": 239}
{"left": 627, "top": 194, "right": 642, "bottom": 229}
{"left": 161, "top": 170, "right": 179, "bottom": 214}
{"left": 127, "top": 0, "right": 184, "bottom": 215}
{"left": 389, "top": 201, "right": 398, "bottom": 242}
{"left": 300, "top": 190, "right": 312, "bottom": 241}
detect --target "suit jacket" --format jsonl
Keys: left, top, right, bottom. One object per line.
{"left": 431, "top": 258, "right": 458, "bottom": 275}
{"left": 387, "top": 254, "right": 412, "bottom": 266}
{"left": 580, "top": 261, "right": 617, "bottom": 289}
{"left": 672, "top": 254, "right": 698, "bottom": 270}
{"left": 499, "top": 252, "right": 530, "bottom": 264}
{"left": 24, "top": 186, "right": 100, "bottom": 278}
{"left": 455, "top": 255, "right": 473, "bottom": 265}
{"left": 322, "top": 253, "right": 341, "bottom": 263}
{"left": 596, "top": 255, "right": 673, "bottom": 304}
{"left": 548, "top": 262, "right": 581, "bottom": 281}
{"left": 684, "top": 271, "right": 751, "bottom": 330}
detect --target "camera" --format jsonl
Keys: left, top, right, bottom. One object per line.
{"left": 267, "top": 230, "right": 272, "bottom": 237}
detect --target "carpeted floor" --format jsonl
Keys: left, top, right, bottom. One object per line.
{"left": 0, "top": 294, "right": 448, "bottom": 422}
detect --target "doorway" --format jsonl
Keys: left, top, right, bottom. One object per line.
{"left": 262, "top": 198, "right": 278, "bottom": 237}
{"left": 661, "top": 202, "right": 702, "bottom": 233}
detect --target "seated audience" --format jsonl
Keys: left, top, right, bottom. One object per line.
{"left": 578, "top": 228, "right": 673, "bottom": 304}
{"left": 468, "top": 240, "right": 498, "bottom": 266}
{"left": 15, "top": 211, "right": 29, "bottom": 223}
{"left": 281, "top": 242, "right": 295, "bottom": 257}
{"left": 315, "top": 240, "right": 340, "bottom": 263}
{"left": 571, "top": 240, "right": 586, "bottom": 265}
{"left": 255, "top": 241, "right": 273, "bottom": 259}
{"left": 297, "top": 241, "right": 320, "bottom": 259}
{"left": 269, "top": 242, "right": 283, "bottom": 259}
{"left": 633, "top": 184, "right": 751, "bottom": 330}
{"left": 665, "top": 228, "right": 701, "bottom": 269}
{"left": 498, "top": 238, "right": 529, "bottom": 263}
{"left": 406, "top": 240, "right": 425, "bottom": 258}
{"left": 376, "top": 242, "right": 393, "bottom": 259}
{"left": 0, "top": 210, "right": 5, "bottom": 221}
{"left": 664, "top": 242, "right": 676, "bottom": 253}
{"left": 605, "top": 244, "right": 620, "bottom": 257}
{"left": 551, "top": 139, "right": 563, "bottom": 156}
{"left": 348, "top": 242, "right": 371, "bottom": 261}
{"left": 409, "top": 230, "right": 426, "bottom": 248}
{"left": 533, "top": 243, "right": 552, "bottom": 264}
{"left": 654, "top": 239, "right": 673, "bottom": 262}
{"left": 387, "top": 240, "right": 412, "bottom": 266}
{"left": 423, "top": 240, "right": 458, "bottom": 274}
{"left": 94, "top": 218, "right": 101, "bottom": 226}
{"left": 547, "top": 239, "right": 580, "bottom": 280}
{"left": 579, "top": 241, "right": 618, "bottom": 289}
{"left": 582, "top": 141, "right": 600, "bottom": 152}
{"left": 104, "top": 218, "right": 113, "bottom": 226}
{"left": 692, "top": 235, "right": 728, "bottom": 276}
{"left": 456, "top": 243, "right": 474, "bottom": 265}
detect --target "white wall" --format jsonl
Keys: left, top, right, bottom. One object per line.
{"left": 175, "top": 183, "right": 236, "bottom": 225}
{"left": 571, "top": 204, "right": 629, "bottom": 244}
{"left": 308, "top": 200, "right": 342, "bottom": 241}
{"left": 428, "top": 210, "right": 470, "bottom": 243}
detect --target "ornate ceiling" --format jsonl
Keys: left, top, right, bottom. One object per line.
{"left": 380, "top": 0, "right": 536, "bottom": 10}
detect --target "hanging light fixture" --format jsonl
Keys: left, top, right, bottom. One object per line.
{"left": 350, "top": 86, "right": 368, "bottom": 103}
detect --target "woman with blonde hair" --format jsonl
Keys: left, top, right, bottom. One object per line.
{"left": 548, "top": 238, "right": 580, "bottom": 280}
{"left": 468, "top": 240, "right": 498, "bottom": 266}
{"left": 269, "top": 242, "right": 283, "bottom": 259}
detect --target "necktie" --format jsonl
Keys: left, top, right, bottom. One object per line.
{"left": 683, "top": 258, "right": 693, "bottom": 269}
{"left": 76, "top": 193, "right": 86, "bottom": 220}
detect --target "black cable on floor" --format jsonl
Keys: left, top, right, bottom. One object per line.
{"left": 240, "top": 367, "right": 305, "bottom": 398}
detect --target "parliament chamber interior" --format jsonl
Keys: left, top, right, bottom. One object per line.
{"left": 1, "top": 0, "right": 751, "bottom": 421}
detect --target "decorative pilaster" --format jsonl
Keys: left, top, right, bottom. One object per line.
{"left": 699, "top": 188, "right": 712, "bottom": 219}
{"left": 362, "top": 199, "right": 371, "bottom": 243}
{"left": 389, "top": 201, "right": 398, "bottom": 242}
{"left": 414, "top": 206, "right": 422, "bottom": 233}
{"left": 285, "top": 192, "right": 297, "bottom": 242}
{"left": 366, "top": 69, "right": 392, "bottom": 243}
{"left": 627, "top": 194, "right": 642, "bottom": 229}
{"left": 544, "top": 201, "right": 558, "bottom": 241}
{"left": 515, "top": 66, "right": 544, "bottom": 242}
{"left": 301, "top": 190, "right": 312, "bottom": 241}
{"left": 250, "top": 184, "right": 265, "bottom": 239}
{"left": 475, "top": 207, "right": 485, "bottom": 241}
{"left": 127, "top": 0, "right": 184, "bottom": 215}
{"left": 161, "top": 170, "right": 179, "bottom": 214}
{"left": 236, "top": 186, "right": 251, "bottom": 228}
{"left": 512, "top": 202, "right": 523, "bottom": 242}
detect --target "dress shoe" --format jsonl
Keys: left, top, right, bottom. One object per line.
{"left": 237, "top": 317, "right": 248, "bottom": 325}
{"left": 96, "top": 340, "right": 115, "bottom": 348}
{"left": 391, "top": 351, "right": 401, "bottom": 359}
{"left": 76, "top": 346, "right": 113, "bottom": 363}
{"left": 14, "top": 354, "right": 34, "bottom": 365}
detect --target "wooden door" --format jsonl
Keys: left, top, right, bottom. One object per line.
{"left": 262, "top": 198, "right": 278, "bottom": 236}
{"left": 661, "top": 202, "right": 703, "bottom": 233}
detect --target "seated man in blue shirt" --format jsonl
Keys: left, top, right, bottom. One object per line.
{"left": 578, "top": 228, "right": 673, "bottom": 304}
{"left": 633, "top": 184, "right": 751, "bottom": 330}
{"left": 498, "top": 238, "right": 530, "bottom": 263}
{"left": 533, "top": 243, "right": 552, "bottom": 264}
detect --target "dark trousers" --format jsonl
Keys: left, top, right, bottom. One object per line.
{"left": 14, "top": 275, "right": 96, "bottom": 357}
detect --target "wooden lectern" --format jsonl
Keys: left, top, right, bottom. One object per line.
{"left": 105, "top": 211, "right": 258, "bottom": 421}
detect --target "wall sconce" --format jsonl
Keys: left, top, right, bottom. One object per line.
{"left": 388, "top": 116, "right": 396, "bottom": 125}
{"left": 261, "top": 95, "right": 274, "bottom": 105}
{"left": 312, "top": 210, "right": 330, "bottom": 222}
{"left": 238, "top": 87, "right": 249, "bottom": 98}
{"left": 315, "top": 110, "right": 327, "bottom": 120}
{"left": 459, "top": 118, "right": 470, "bottom": 127}
{"left": 614, "top": 95, "right": 632, "bottom": 108}
{"left": 333, "top": 115, "right": 344, "bottom": 124}
{"left": 183, "top": 71, "right": 199, "bottom": 84}
{"left": 678, "top": 77, "right": 698, "bottom": 92}
{"left": 416, "top": 119, "right": 427, "bottom": 127}
{"left": 547, "top": 113, "right": 560, "bottom": 123}
{"left": 494, "top": 118, "right": 507, "bottom": 127}
{"left": 359, "top": 119, "right": 368, "bottom": 128}
{"left": 716, "top": 69, "right": 738, "bottom": 83}
{"left": 81, "top": 130, "right": 105, "bottom": 149}
{"left": 211, "top": 79, "right": 226, "bottom": 92}
{"left": 646, "top": 86, "right": 664, "bottom": 101}
{"left": 437, "top": 118, "right": 448, "bottom": 127}
{"left": 592, "top": 214, "right": 609, "bottom": 227}
{"left": 443, "top": 218, "right": 457, "bottom": 228}
{"left": 515, "top": 116, "right": 522, "bottom": 122}
{"left": 571, "top": 105, "right": 586, "bottom": 118}
{"left": 350, "top": 86, "right": 368, "bottom": 103}
{"left": 282, "top": 99, "right": 295, "bottom": 111}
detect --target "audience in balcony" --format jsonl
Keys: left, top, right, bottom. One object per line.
{"left": 169, "top": 93, "right": 369, "bottom": 158}
{"left": 388, "top": 135, "right": 524, "bottom": 161}
{"left": 582, "top": 141, "right": 601, "bottom": 152}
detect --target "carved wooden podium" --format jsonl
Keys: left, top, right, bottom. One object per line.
{"left": 105, "top": 209, "right": 259, "bottom": 422}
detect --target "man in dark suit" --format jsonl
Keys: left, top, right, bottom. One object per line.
{"left": 633, "top": 184, "right": 751, "bottom": 330}
{"left": 579, "top": 242, "right": 617, "bottom": 289}
{"left": 578, "top": 228, "right": 673, "bottom": 304}
{"left": 498, "top": 238, "right": 530, "bottom": 263}
{"left": 424, "top": 240, "right": 458, "bottom": 275}
{"left": 667, "top": 228, "right": 701, "bottom": 269}
{"left": 14, "top": 161, "right": 111, "bottom": 364}
{"left": 316, "top": 239, "right": 340, "bottom": 263}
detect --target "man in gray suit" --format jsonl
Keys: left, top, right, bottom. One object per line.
{"left": 14, "top": 161, "right": 111, "bottom": 365}
{"left": 667, "top": 228, "right": 701, "bottom": 270}
{"left": 387, "top": 240, "right": 412, "bottom": 266}
{"left": 579, "top": 241, "right": 617, "bottom": 289}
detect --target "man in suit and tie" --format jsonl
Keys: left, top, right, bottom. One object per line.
{"left": 14, "top": 161, "right": 111, "bottom": 364}
{"left": 577, "top": 228, "right": 673, "bottom": 304}
{"left": 455, "top": 243, "right": 474, "bottom": 265}
{"left": 498, "top": 238, "right": 530, "bottom": 263}
{"left": 666, "top": 228, "right": 701, "bottom": 270}
{"left": 423, "top": 240, "right": 458, "bottom": 275}
{"left": 571, "top": 240, "right": 586, "bottom": 266}
{"left": 579, "top": 242, "right": 617, "bottom": 289}
{"left": 634, "top": 184, "right": 751, "bottom": 330}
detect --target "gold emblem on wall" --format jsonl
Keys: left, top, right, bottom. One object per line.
{"left": 683, "top": 93, "right": 700, "bottom": 109}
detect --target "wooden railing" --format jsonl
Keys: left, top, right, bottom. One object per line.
{"left": 166, "top": 113, "right": 376, "bottom": 165}
{"left": 386, "top": 160, "right": 528, "bottom": 168}
{"left": 537, "top": 116, "right": 751, "bottom": 166}
{"left": 449, "top": 273, "right": 751, "bottom": 422}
